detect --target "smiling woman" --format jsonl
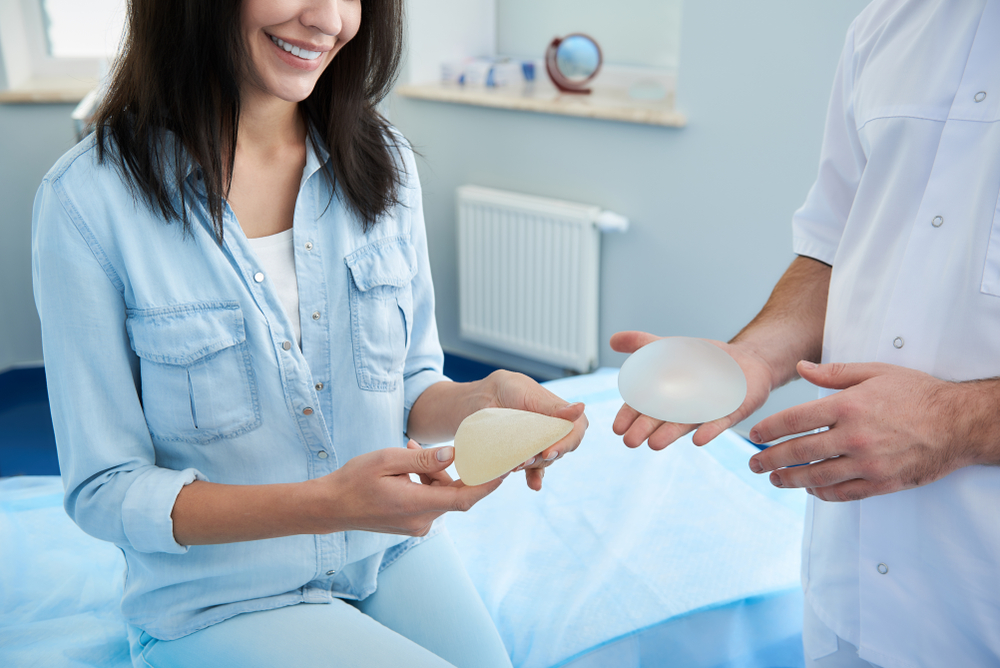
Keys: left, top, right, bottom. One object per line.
{"left": 31, "top": 0, "right": 590, "bottom": 667}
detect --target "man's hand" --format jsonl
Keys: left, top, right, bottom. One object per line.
{"left": 747, "top": 361, "right": 985, "bottom": 502}
{"left": 610, "top": 331, "right": 777, "bottom": 449}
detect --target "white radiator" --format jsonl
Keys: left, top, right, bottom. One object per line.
{"left": 457, "top": 185, "right": 627, "bottom": 374}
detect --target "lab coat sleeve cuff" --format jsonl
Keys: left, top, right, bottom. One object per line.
{"left": 122, "top": 467, "right": 208, "bottom": 554}
{"left": 403, "top": 369, "right": 450, "bottom": 430}
{"left": 792, "top": 234, "right": 839, "bottom": 267}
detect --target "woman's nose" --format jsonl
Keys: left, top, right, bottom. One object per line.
{"left": 301, "top": 0, "right": 345, "bottom": 38}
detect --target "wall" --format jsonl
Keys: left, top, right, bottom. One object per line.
{"left": 496, "top": 0, "right": 682, "bottom": 70}
{"left": 390, "top": 0, "right": 870, "bottom": 428}
{"left": 0, "top": 1, "right": 871, "bottom": 430}
{"left": 0, "top": 50, "right": 78, "bottom": 372}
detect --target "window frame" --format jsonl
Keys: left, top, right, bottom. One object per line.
{"left": 0, "top": 0, "right": 104, "bottom": 102}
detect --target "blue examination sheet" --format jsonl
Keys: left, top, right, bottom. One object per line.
{"left": 0, "top": 368, "right": 806, "bottom": 668}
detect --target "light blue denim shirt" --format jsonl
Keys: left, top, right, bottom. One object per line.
{"left": 31, "top": 130, "right": 448, "bottom": 640}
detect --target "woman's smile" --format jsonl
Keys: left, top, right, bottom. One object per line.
{"left": 268, "top": 34, "right": 325, "bottom": 61}
{"left": 265, "top": 32, "right": 330, "bottom": 72}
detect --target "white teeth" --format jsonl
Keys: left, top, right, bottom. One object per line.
{"left": 269, "top": 35, "right": 321, "bottom": 61}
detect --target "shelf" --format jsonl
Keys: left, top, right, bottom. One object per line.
{"left": 0, "top": 77, "right": 96, "bottom": 104}
{"left": 396, "top": 81, "right": 686, "bottom": 128}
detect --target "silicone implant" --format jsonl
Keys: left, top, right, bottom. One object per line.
{"left": 454, "top": 408, "right": 573, "bottom": 486}
{"left": 618, "top": 337, "right": 747, "bottom": 424}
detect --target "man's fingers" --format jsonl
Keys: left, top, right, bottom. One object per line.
{"left": 766, "top": 457, "right": 857, "bottom": 490}
{"left": 613, "top": 403, "right": 643, "bottom": 436}
{"left": 610, "top": 330, "right": 662, "bottom": 354}
{"left": 808, "top": 478, "right": 877, "bottom": 503}
{"left": 622, "top": 413, "right": 667, "bottom": 449}
{"left": 647, "top": 421, "right": 696, "bottom": 450}
{"left": 797, "top": 360, "right": 886, "bottom": 391}
{"left": 749, "top": 397, "right": 838, "bottom": 445}
{"left": 749, "top": 431, "right": 842, "bottom": 473}
{"left": 691, "top": 414, "right": 738, "bottom": 447}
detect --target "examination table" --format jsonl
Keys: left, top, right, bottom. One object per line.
{"left": 0, "top": 368, "right": 806, "bottom": 667}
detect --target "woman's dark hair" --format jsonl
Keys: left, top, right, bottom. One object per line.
{"left": 94, "top": 0, "right": 405, "bottom": 240}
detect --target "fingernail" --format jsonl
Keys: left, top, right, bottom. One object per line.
{"left": 749, "top": 458, "right": 763, "bottom": 473}
{"left": 525, "top": 458, "right": 536, "bottom": 467}
{"left": 770, "top": 473, "right": 783, "bottom": 488}
{"left": 749, "top": 430, "right": 762, "bottom": 444}
{"left": 436, "top": 446, "right": 454, "bottom": 462}
{"left": 544, "top": 452, "right": 558, "bottom": 461}
{"left": 800, "top": 360, "right": 817, "bottom": 370}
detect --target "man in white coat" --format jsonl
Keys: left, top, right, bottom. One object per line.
{"left": 613, "top": 1, "right": 1000, "bottom": 666}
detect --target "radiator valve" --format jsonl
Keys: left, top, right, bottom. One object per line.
{"left": 595, "top": 211, "right": 629, "bottom": 233}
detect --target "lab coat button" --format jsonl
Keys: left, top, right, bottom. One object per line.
{"left": 303, "top": 407, "right": 314, "bottom": 416}
{"left": 893, "top": 337, "right": 904, "bottom": 349}
{"left": 877, "top": 563, "right": 889, "bottom": 575}
{"left": 312, "top": 311, "right": 321, "bottom": 321}
{"left": 305, "top": 242, "right": 314, "bottom": 251}
{"left": 975, "top": 91, "right": 987, "bottom": 103}
{"left": 317, "top": 450, "right": 328, "bottom": 459}
{"left": 254, "top": 272, "right": 265, "bottom": 283}
{"left": 932, "top": 216, "right": 943, "bottom": 228}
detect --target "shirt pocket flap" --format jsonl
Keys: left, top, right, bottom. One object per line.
{"left": 344, "top": 236, "right": 417, "bottom": 292}
{"left": 126, "top": 303, "right": 246, "bottom": 366}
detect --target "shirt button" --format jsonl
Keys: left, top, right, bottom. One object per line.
{"left": 303, "top": 407, "right": 314, "bottom": 416}
{"left": 326, "top": 569, "right": 336, "bottom": 576}
{"left": 975, "top": 91, "right": 987, "bottom": 103}
{"left": 317, "top": 450, "right": 328, "bottom": 459}
{"left": 893, "top": 337, "right": 904, "bottom": 349}
{"left": 305, "top": 242, "right": 314, "bottom": 251}
{"left": 312, "top": 311, "right": 321, "bottom": 321}
{"left": 282, "top": 341, "right": 292, "bottom": 351}
{"left": 254, "top": 272, "right": 265, "bottom": 283}
{"left": 315, "top": 382, "right": 324, "bottom": 391}
{"left": 877, "top": 563, "right": 889, "bottom": 575}
{"left": 931, "top": 215, "right": 943, "bottom": 228}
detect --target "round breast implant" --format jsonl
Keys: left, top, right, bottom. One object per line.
{"left": 454, "top": 408, "right": 573, "bottom": 486}
{"left": 618, "top": 337, "right": 747, "bottom": 424}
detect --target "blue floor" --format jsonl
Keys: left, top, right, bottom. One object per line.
{"left": 0, "top": 354, "right": 504, "bottom": 478}
{"left": 0, "top": 367, "right": 59, "bottom": 477}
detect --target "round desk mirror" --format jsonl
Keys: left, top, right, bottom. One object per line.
{"left": 545, "top": 34, "right": 602, "bottom": 94}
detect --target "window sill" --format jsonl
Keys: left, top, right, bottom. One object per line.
{"left": 0, "top": 77, "right": 97, "bottom": 104}
{"left": 396, "top": 81, "right": 686, "bottom": 128}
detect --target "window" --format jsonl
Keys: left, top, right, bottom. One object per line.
{"left": 0, "top": 0, "right": 125, "bottom": 102}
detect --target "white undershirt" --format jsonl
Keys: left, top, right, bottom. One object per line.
{"left": 246, "top": 228, "right": 301, "bottom": 345}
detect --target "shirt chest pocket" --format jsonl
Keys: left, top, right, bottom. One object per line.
{"left": 345, "top": 237, "right": 417, "bottom": 392}
{"left": 126, "top": 302, "right": 261, "bottom": 444}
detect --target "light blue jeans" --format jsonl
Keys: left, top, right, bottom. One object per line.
{"left": 128, "top": 534, "right": 512, "bottom": 668}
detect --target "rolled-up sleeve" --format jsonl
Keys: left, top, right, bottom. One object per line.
{"left": 32, "top": 175, "right": 204, "bottom": 555}
{"left": 792, "top": 21, "right": 866, "bottom": 265}
{"left": 396, "top": 148, "right": 448, "bottom": 430}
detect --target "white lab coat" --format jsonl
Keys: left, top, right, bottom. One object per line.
{"left": 792, "top": 0, "right": 1000, "bottom": 665}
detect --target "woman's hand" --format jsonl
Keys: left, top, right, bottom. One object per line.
{"left": 481, "top": 370, "right": 589, "bottom": 491}
{"left": 610, "top": 331, "right": 776, "bottom": 449}
{"left": 313, "top": 442, "right": 504, "bottom": 537}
